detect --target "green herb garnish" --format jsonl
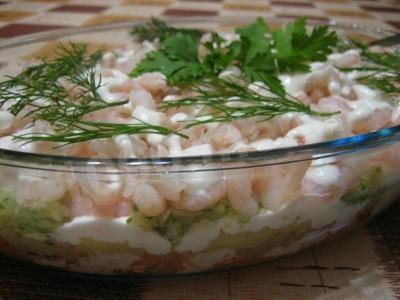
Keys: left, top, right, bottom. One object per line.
{"left": 160, "top": 78, "right": 335, "bottom": 128}
{"left": 131, "top": 17, "right": 338, "bottom": 96}
{"left": 14, "top": 120, "right": 186, "bottom": 146}
{"left": 131, "top": 32, "right": 209, "bottom": 85}
{"left": 340, "top": 40, "right": 400, "bottom": 96}
{"left": 130, "top": 17, "right": 204, "bottom": 42}
{"left": 0, "top": 42, "right": 182, "bottom": 146}
{"left": 0, "top": 43, "right": 105, "bottom": 117}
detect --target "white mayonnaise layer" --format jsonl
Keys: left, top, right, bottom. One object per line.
{"left": 53, "top": 216, "right": 171, "bottom": 255}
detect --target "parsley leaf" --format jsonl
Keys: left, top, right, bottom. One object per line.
{"left": 130, "top": 33, "right": 209, "bottom": 85}
{"left": 130, "top": 17, "right": 338, "bottom": 97}
{"left": 233, "top": 17, "right": 285, "bottom": 95}
{"left": 203, "top": 32, "right": 235, "bottom": 74}
{"left": 273, "top": 17, "right": 338, "bottom": 72}
{"left": 235, "top": 17, "right": 271, "bottom": 64}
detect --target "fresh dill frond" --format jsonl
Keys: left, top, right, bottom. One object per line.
{"left": 339, "top": 40, "right": 400, "bottom": 96}
{"left": 130, "top": 18, "right": 204, "bottom": 42}
{"left": 160, "top": 78, "right": 336, "bottom": 128}
{"left": 0, "top": 42, "right": 104, "bottom": 117}
{"left": 0, "top": 42, "right": 183, "bottom": 146}
{"left": 14, "top": 120, "right": 187, "bottom": 147}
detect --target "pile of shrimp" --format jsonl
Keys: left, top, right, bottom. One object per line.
{"left": 1, "top": 36, "right": 400, "bottom": 218}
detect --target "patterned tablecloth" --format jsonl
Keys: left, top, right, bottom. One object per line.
{"left": 0, "top": 0, "right": 399, "bottom": 299}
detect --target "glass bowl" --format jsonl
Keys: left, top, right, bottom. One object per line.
{"left": 0, "top": 17, "right": 399, "bottom": 275}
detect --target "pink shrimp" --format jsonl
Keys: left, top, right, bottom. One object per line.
{"left": 225, "top": 169, "right": 258, "bottom": 216}
{"left": 209, "top": 124, "right": 242, "bottom": 150}
{"left": 305, "top": 66, "right": 341, "bottom": 103}
{"left": 328, "top": 50, "right": 361, "bottom": 68}
{"left": 173, "top": 181, "right": 226, "bottom": 212}
{"left": 136, "top": 72, "right": 168, "bottom": 98}
{"left": 318, "top": 96, "right": 353, "bottom": 114}
{"left": 254, "top": 162, "right": 310, "bottom": 211}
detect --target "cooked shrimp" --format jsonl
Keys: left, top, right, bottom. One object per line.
{"left": 68, "top": 190, "right": 95, "bottom": 217}
{"left": 136, "top": 72, "right": 167, "bottom": 97}
{"left": 349, "top": 106, "right": 391, "bottom": 134}
{"left": 131, "top": 105, "right": 166, "bottom": 126}
{"left": 254, "top": 162, "right": 309, "bottom": 211}
{"left": 305, "top": 65, "right": 341, "bottom": 102}
{"left": 234, "top": 118, "right": 278, "bottom": 142}
{"left": 129, "top": 89, "right": 156, "bottom": 109}
{"left": 153, "top": 176, "right": 186, "bottom": 203}
{"left": 129, "top": 182, "right": 166, "bottom": 217}
{"left": 302, "top": 164, "right": 343, "bottom": 201}
{"left": 328, "top": 49, "right": 361, "bottom": 68}
{"left": 173, "top": 180, "right": 226, "bottom": 212}
{"left": 225, "top": 169, "right": 258, "bottom": 216}
{"left": 209, "top": 124, "right": 242, "bottom": 150}
{"left": 318, "top": 96, "right": 352, "bottom": 114}
{"left": 16, "top": 172, "right": 67, "bottom": 206}
{"left": 346, "top": 84, "right": 392, "bottom": 133}
{"left": 89, "top": 139, "right": 117, "bottom": 157}
{"left": 285, "top": 118, "right": 345, "bottom": 145}
{"left": 270, "top": 112, "right": 308, "bottom": 137}
{"left": 76, "top": 171, "right": 123, "bottom": 206}
{"left": 301, "top": 159, "right": 365, "bottom": 202}
{"left": 113, "top": 134, "right": 148, "bottom": 158}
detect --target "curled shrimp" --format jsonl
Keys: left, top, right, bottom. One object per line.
{"left": 225, "top": 169, "right": 258, "bottom": 216}
{"left": 75, "top": 170, "right": 123, "bottom": 206}
{"left": 209, "top": 124, "right": 242, "bottom": 150}
{"left": 347, "top": 102, "right": 391, "bottom": 134}
{"left": 328, "top": 49, "right": 361, "bottom": 68}
{"left": 347, "top": 84, "right": 392, "bottom": 134}
{"left": 129, "top": 89, "right": 156, "bottom": 110}
{"left": 254, "top": 162, "right": 309, "bottom": 211}
{"left": 318, "top": 96, "right": 352, "bottom": 114}
{"left": 16, "top": 172, "right": 67, "bottom": 206}
{"left": 173, "top": 181, "right": 226, "bottom": 212}
{"left": 136, "top": 72, "right": 167, "bottom": 98}
{"left": 305, "top": 65, "right": 341, "bottom": 102}
{"left": 128, "top": 182, "right": 166, "bottom": 217}
{"left": 302, "top": 164, "right": 344, "bottom": 201}
{"left": 153, "top": 175, "right": 186, "bottom": 203}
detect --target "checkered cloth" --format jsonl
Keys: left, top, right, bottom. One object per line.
{"left": 0, "top": 0, "right": 399, "bottom": 299}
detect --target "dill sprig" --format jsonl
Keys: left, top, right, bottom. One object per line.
{"left": 340, "top": 40, "right": 400, "bottom": 96}
{"left": 160, "top": 78, "right": 336, "bottom": 128}
{"left": 14, "top": 120, "right": 187, "bottom": 147}
{"left": 0, "top": 42, "right": 183, "bottom": 146}
{"left": 0, "top": 43, "right": 106, "bottom": 119}
{"left": 130, "top": 18, "right": 204, "bottom": 42}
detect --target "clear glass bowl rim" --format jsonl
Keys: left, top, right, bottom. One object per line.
{"left": 0, "top": 16, "right": 399, "bottom": 172}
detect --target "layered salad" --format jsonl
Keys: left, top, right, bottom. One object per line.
{"left": 0, "top": 18, "right": 399, "bottom": 274}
